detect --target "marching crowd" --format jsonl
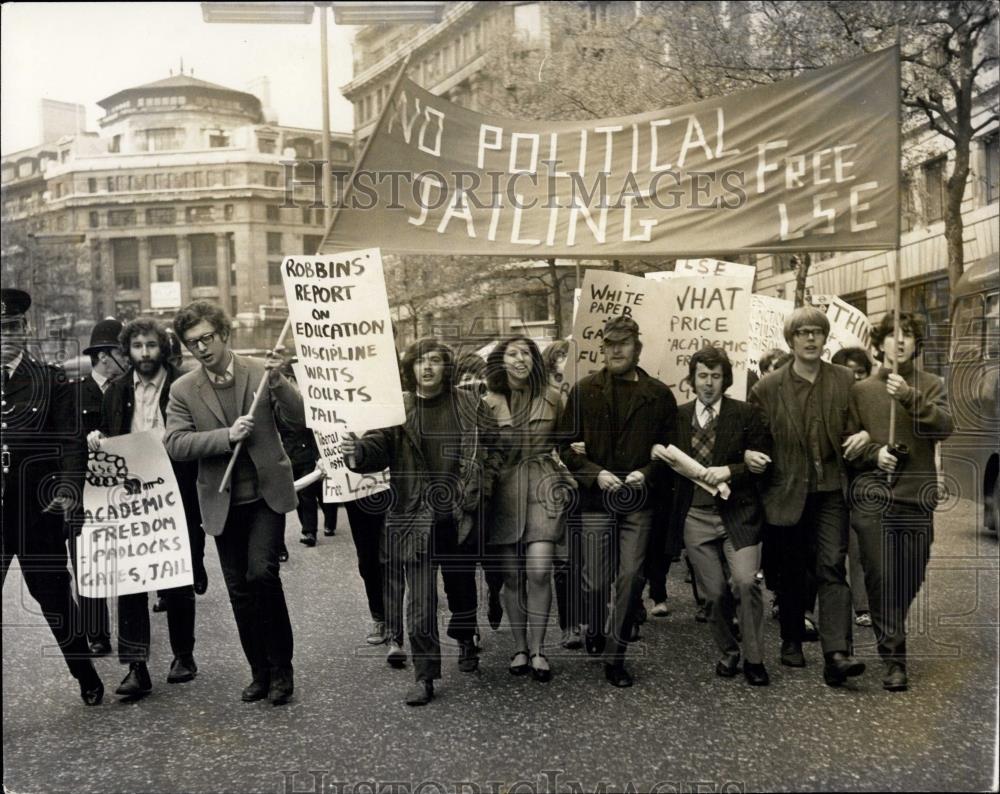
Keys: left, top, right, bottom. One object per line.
{"left": 1, "top": 286, "right": 952, "bottom": 708}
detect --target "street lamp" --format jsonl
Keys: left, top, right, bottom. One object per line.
{"left": 201, "top": 2, "right": 445, "bottom": 211}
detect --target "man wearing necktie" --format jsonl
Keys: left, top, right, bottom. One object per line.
{"left": 655, "top": 345, "right": 771, "bottom": 686}
{"left": 164, "top": 301, "right": 304, "bottom": 706}
{"left": 1, "top": 288, "right": 105, "bottom": 706}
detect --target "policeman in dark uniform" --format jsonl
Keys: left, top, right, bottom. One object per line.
{"left": 1, "top": 288, "right": 105, "bottom": 705}
{"left": 70, "top": 317, "right": 126, "bottom": 654}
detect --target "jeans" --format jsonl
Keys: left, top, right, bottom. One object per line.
{"left": 214, "top": 500, "right": 293, "bottom": 675}
{"left": 769, "top": 490, "right": 853, "bottom": 654}
{"left": 852, "top": 502, "right": 933, "bottom": 665}
{"left": 573, "top": 508, "right": 653, "bottom": 667}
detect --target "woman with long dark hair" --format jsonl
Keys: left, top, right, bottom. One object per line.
{"left": 483, "top": 337, "right": 569, "bottom": 681}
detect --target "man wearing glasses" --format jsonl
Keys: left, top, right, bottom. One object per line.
{"left": 747, "top": 306, "right": 869, "bottom": 687}
{"left": 164, "top": 301, "right": 304, "bottom": 705}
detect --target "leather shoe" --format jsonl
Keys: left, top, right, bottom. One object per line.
{"left": 242, "top": 670, "right": 270, "bottom": 702}
{"left": 585, "top": 631, "right": 606, "bottom": 656}
{"left": 530, "top": 653, "right": 552, "bottom": 683}
{"left": 457, "top": 640, "right": 479, "bottom": 673}
{"left": 299, "top": 533, "right": 317, "bottom": 547}
{"left": 715, "top": 655, "right": 741, "bottom": 678}
{"left": 604, "top": 664, "right": 633, "bottom": 688}
{"left": 78, "top": 665, "right": 104, "bottom": 706}
{"left": 193, "top": 570, "right": 208, "bottom": 595}
{"left": 115, "top": 662, "right": 152, "bottom": 699}
{"left": 89, "top": 639, "right": 112, "bottom": 657}
{"left": 404, "top": 679, "right": 434, "bottom": 706}
{"left": 366, "top": 620, "right": 387, "bottom": 645}
{"left": 323, "top": 526, "right": 336, "bottom": 536}
{"left": 386, "top": 641, "right": 407, "bottom": 668}
{"left": 743, "top": 662, "right": 770, "bottom": 686}
{"left": 268, "top": 668, "right": 294, "bottom": 705}
{"left": 152, "top": 595, "right": 168, "bottom": 613}
{"left": 780, "top": 640, "right": 806, "bottom": 667}
{"left": 882, "top": 662, "right": 908, "bottom": 692}
{"left": 823, "top": 651, "right": 866, "bottom": 686}
{"left": 167, "top": 655, "right": 198, "bottom": 684}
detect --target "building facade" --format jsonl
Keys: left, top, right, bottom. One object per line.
{"left": 1, "top": 72, "right": 353, "bottom": 351}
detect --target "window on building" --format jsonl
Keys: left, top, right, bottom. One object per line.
{"left": 258, "top": 137, "right": 277, "bottom": 154}
{"left": 513, "top": 3, "right": 543, "bottom": 44}
{"left": 88, "top": 177, "right": 97, "bottom": 193}
{"left": 264, "top": 170, "right": 280, "bottom": 187}
{"left": 303, "top": 235, "right": 323, "bottom": 255}
{"left": 267, "top": 232, "right": 283, "bottom": 255}
{"left": 518, "top": 292, "right": 550, "bottom": 323}
{"left": 901, "top": 274, "right": 950, "bottom": 377}
{"left": 142, "top": 128, "right": 183, "bottom": 152}
{"left": 224, "top": 204, "right": 235, "bottom": 221}
{"left": 840, "top": 291, "right": 868, "bottom": 317}
{"left": 88, "top": 211, "right": 100, "bottom": 229}
{"left": 266, "top": 204, "right": 281, "bottom": 222}
{"left": 108, "top": 135, "right": 121, "bottom": 154}
{"left": 301, "top": 206, "right": 312, "bottom": 224}
{"left": 923, "top": 156, "right": 947, "bottom": 224}
{"left": 315, "top": 207, "right": 325, "bottom": 226}
{"left": 228, "top": 233, "right": 237, "bottom": 285}
{"left": 155, "top": 264, "right": 175, "bottom": 282}
{"left": 150, "top": 236, "right": 177, "bottom": 260}
{"left": 186, "top": 206, "right": 214, "bottom": 223}
{"left": 189, "top": 234, "right": 218, "bottom": 288}
{"left": 108, "top": 209, "right": 136, "bottom": 227}
{"left": 146, "top": 207, "right": 176, "bottom": 225}
{"left": 112, "top": 238, "right": 140, "bottom": 290}
{"left": 268, "top": 260, "right": 283, "bottom": 286}
{"left": 983, "top": 133, "right": 999, "bottom": 205}
{"left": 209, "top": 132, "right": 230, "bottom": 148}
{"left": 901, "top": 175, "right": 916, "bottom": 233}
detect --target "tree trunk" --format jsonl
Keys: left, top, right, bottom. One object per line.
{"left": 547, "top": 258, "right": 563, "bottom": 338}
{"left": 793, "top": 253, "right": 811, "bottom": 307}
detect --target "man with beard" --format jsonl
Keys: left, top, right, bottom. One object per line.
{"left": 1, "top": 288, "right": 104, "bottom": 705}
{"left": 87, "top": 318, "right": 202, "bottom": 699}
{"left": 747, "top": 306, "right": 869, "bottom": 687}
{"left": 164, "top": 301, "right": 303, "bottom": 706}
{"left": 558, "top": 315, "right": 676, "bottom": 688}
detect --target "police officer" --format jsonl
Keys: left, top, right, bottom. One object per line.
{"left": 71, "top": 317, "right": 127, "bottom": 654}
{"left": 1, "top": 288, "right": 105, "bottom": 705}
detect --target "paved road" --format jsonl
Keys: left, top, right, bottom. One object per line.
{"left": 3, "top": 498, "right": 997, "bottom": 794}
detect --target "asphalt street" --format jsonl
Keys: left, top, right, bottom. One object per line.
{"left": 2, "top": 497, "right": 997, "bottom": 794}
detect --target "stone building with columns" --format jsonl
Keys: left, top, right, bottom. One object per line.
{"left": 1, "top": 71, "right": 353, "bottom": 351}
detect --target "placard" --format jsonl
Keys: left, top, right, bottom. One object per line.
{"left": 77, "top": 431, "right": 192, "bottom": 598}
{"left": 314, "top": 427, "right": 390, "bottom": 504}
{"left": 282, "top": 248, "right": 404, "bottom": 433}
{"left": 748, "top": 293, "right": 793, "bottom": 374}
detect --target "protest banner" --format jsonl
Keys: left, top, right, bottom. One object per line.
{"left": 748, "top": 293, "right": 793, "bottom": 374}
{"left": 320, "top": 48, "right": 899, "bottom": 258}
{"left": 674, "top": 258, "right": 757, "bottom": 280}
{"left": 313, "top": 427, "right": 390, "bottom": 504}
{"left": 77, "top": 431, "right": 191, "bottom": 598}
{"left": 282, "top": 247, "right": 405, "bottom": 433}
{"left": 824, "top": 295, "right": 872, "bottom": 360}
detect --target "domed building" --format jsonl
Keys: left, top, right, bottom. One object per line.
{"left": 1, "top": 69, "right": 353, "bottom": 351}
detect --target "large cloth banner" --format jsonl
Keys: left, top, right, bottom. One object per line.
{"left": 572, "top": 267, "right": 753, "bottom": 400}
{"left": 282, "top": 247, "right": 405, "bottom": 433}
{"left": 77, "top": 431, "right": 192, "bottom": 598}
{"left": 313, "top": 428, "right": 390, "bottom": 504}
{"left": 748, "top": 293, "right": 794, "bottom": 374}
{"left": 320, "top": 48, "right": 899, "bottom": 258}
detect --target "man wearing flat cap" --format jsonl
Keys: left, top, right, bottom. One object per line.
{"left": 70, "top": 317, "right": 128, "bottom": 656}
{"left": 1, "top": 288, "right": 105, "bottom": 705}
{"left": 558, "top": 314, "right": 677, "bottom": 687}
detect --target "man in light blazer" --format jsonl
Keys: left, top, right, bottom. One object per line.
{"left": 164, "top": 301, "right": 304, "bottom": 706}
{"left": 747, "top": 306, "right": 869, "bottom": 688}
